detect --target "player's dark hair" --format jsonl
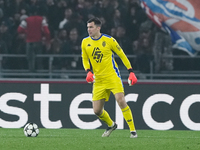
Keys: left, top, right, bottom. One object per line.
{"left": 87, "top": 17, "right": 102, "bottom": 27}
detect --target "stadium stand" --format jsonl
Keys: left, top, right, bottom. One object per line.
{"left": 0, "top": 0, "right": 199, "bottom": 80}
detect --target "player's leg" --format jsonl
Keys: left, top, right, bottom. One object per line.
{"left": 115, "top": 92, "right": 137, "bottom": 138}
{"left": 92, "top": 82, "right": 114, "bottom": 127}
{"left": 92, "top": 80, "right": 118, "bottom": 137}
{"left": 92, "top": 99, "right": 113, "bottom": 126}
{"left": 92, "top": 99, "right": 117, "bottom": 137}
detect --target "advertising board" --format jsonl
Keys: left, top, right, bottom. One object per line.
{"left": 0, "top": 81, "right": 199, "bottom": 130}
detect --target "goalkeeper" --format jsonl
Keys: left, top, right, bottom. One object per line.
{"left": 81, "top": 17, "right": 137, "bottom": 138}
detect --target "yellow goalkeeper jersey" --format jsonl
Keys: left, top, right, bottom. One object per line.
{"left": 81, "top": 34, "right": 132, "bottom": 79}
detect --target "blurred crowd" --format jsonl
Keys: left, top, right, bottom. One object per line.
{"left": 0, "top": 0, "right": 177, "bottom": 77}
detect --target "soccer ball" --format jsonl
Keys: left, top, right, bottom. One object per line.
{"left": 24, "top": 122, "right": 39, "bottom": 137}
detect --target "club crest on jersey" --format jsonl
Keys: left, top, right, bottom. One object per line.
{"left": 102, "top": 41, "right": 106, "bottom": 47}
{"left": 92, "top": 47, "right": 103, "bottom": 63}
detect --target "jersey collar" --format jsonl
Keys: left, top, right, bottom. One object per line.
{"left": 90, "top": 33, "right": 103, "bottom": 41}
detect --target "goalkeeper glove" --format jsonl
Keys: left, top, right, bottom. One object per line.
{"left": 86, "top": 69, "right": 94, "bottom": 83}
{"left": 128, "top": 68, "right": 137, "bottom": 86}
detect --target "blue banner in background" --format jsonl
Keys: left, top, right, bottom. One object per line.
{"left": 140, "top": 0, "right": 200, "bottom": 56}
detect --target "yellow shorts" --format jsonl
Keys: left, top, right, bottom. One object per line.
{"left": 92, "top": 76, "right": 124, "bottom": 101}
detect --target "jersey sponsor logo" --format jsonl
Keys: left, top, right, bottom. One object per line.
{"left": 116, "top": 45, "right": 121, "bottom": 51}
{"left": 87, "top": 44, "right": 91, "bottom": 47}
{"left": 92, "top": 47, "right": 103, "bottom": 63}
{"left": 127, "top": 119, "right": 132, "bottom": 122}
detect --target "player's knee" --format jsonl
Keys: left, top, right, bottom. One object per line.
{"left": 93, "top": 108, "right": 102, "bottom": 116}
{"left": 116, "top": 99, "right": 127, "bottom": 109}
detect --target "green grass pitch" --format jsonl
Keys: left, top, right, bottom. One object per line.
{"left": 0, "top": 128, "right": 200, "bottom": 150}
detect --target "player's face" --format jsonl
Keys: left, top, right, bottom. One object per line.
{"left": 87, "top": 22, "right": 100, "bottom": 38}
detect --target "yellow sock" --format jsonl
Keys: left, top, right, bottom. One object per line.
{"left": 98, "top": 110, "right": 113, "bottom": 127}
{"left": 122, "top": 105, "right": 136, "bottom": 132}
